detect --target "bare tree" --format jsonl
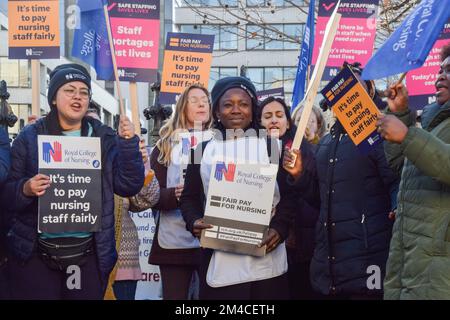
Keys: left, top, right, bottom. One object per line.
{"left": 178, "top": 0, "right": 421, "bottom": 51}
{"left": 176, "top": 0, "right": 422, "bottom": 87}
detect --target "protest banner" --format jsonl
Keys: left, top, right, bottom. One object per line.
{"left": 257, "top": 88, "right": 285, "bottom": 102}
{"left": 107, "top": 0, "right": 159, "bottom": 83}
{"left": 177, "top": 130, "right": 214, "bottom": 185}
{"left": 160, "top": 33, "right": 215, "bottom": 105}
{"left": 130, "top": 208, "right": 162, "bottom": 300}
{"left": 312, "top": 0, "right": 379, "bottom": 81}
{"left": 321, "top": 65, "right": 381, "bottom": 153}
{"left": 37, "top": 136, "right": 102, "bottom": 233}
{"left": 406, "top": 19, "right": 450, "bottom": 110}
{"left": 201, "top": 158, "right": 278, "bottom": 257}
{"left": 8, "top": 0, "right": 60, "bottom": 59}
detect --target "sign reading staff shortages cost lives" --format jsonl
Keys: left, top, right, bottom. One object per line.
{"left": 201, "top": 160, "right": 278, "bottom": 257}
{"left": 321, "top": 65, "right": 382, "bottom": 153}
{"left": 37, "top": 136, "right": 102, "bottom": 233}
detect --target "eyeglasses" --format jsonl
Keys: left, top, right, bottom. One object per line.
{"left": 62, "top": 88, "right": 91, "bottom": 100}
{"left": 188, "top": 97, "right": 209, "bottom": 105}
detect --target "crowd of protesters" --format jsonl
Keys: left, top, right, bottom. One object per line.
{"left": 0, "top": 42, "right": 449, "bottom": 300}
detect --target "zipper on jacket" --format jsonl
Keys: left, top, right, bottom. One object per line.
{"left": 361, "top": 214, "right": 369, "bottom": 249}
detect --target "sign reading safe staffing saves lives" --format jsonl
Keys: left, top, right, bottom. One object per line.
{"left": 201, "top": 160, "right": 278, "bottom": 257}
{"left": 321, "top": 66, "right": 382, "bottom": 153}
{"left": 37, "top": 136, "right": 102, "bottom": 233}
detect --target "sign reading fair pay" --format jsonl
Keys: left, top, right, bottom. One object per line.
{"left": 37, "top": 135, "right": 102, "bottom": 233}
{"left": 201, "top": 160, "right": 278, "bottom": 257}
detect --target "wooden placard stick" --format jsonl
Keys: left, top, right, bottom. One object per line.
{"left": 103, "top": 4, "right": 125, "bottom": 115}
{"left": 291, "top": 5, "right": 342, "bottom": 151}
{"left": 129, "top": 82, "right": 141, "bottom": 135}
{"left": 31, "top": 60, "right": 40, "bottom": 116}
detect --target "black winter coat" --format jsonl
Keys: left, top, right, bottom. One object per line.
{"left": 310, "top": 122, "right": 398, "bottom": 296}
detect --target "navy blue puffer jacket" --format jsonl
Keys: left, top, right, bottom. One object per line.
{"left": 310, "top": 122, "right": 398, "bottom": 296}
{"left": 1, "top": 117, "right": 144, "bottom": 283}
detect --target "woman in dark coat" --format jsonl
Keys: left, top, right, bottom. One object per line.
{"left": 284, "top": 62, "right": 399, "bottom": 299}
{"left": 1, "top": 64, "right": 144, "bottom": 299}
{"left": 259, "top": 96, "right": 320, "bottom": 299}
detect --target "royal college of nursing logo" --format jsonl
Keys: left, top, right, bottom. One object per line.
{"left": 181, "top": 136, "right": 198, "bottom": 155}
{"left": 214, "top": 162, "right": 236, "bottom": 182}
{"left": 42, "top": 141, "right": 62, "bottom": 164}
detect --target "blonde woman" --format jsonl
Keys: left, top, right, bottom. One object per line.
{"left": 292, "top": 105, "right": 327, "bottom": 144}
{"left": 149, "top": 84, "right": 212, "bottom": 300}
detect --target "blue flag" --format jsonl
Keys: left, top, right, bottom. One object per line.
{"left": 291, "top": 0, "right": 315, "bottom": 112}
{"left": 71, "top": 0, "right": 114, "bottom": 80}
{"left": 362, "top": 0, "right": 450, "bottom": 80}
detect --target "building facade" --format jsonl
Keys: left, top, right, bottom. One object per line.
{"left": 173, "top": 0, "right": 307, "bottom": 104}
{"left": 0, "top": 0, "right": 151, "bottom": 139}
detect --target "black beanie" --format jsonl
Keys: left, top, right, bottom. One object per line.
{"left": 47, "top": 64, "right": 91, "bottom": 107}
{"left": 211, "top": 76, "right": 258, "bottom": 112}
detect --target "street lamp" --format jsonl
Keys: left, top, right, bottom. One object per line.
{"left": 143, "top": 73, "right": 173, "bottom": 146}
{"left": 0, "top": 80, "right": 18, "bottom": 136}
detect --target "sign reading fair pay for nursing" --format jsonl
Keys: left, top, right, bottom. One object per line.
{"left": 37, "top": 135, "right": 102, "bottom": 233}
{"left": 201, "top": 161, "right": 278, "bottom": 257}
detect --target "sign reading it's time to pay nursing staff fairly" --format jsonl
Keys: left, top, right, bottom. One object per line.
{"left": 37, "top": 135, "right": 102, "bottom": 233}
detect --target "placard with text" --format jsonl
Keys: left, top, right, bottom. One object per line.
{"left": 201, "top": 160, "right": 278, "bottom": 257}
{"left": 321, "top": 66, "right": 381, "bottom": 153}
{"left": 37, "top": 135, "right": 102, "bottom": 233}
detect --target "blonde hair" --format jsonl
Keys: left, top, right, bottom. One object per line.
{"left": 292, "top": 105, "right": 326, "bottom": 142}
{"left": 156, "top": 84, "right": 212, "bottom": 166}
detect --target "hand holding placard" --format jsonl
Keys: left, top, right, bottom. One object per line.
{"left": 118, "top": 115, "right": 136, "bottom": 139}
{"left": 259, "top": 228, "right": 281, "bottom": 253}
{"left": 23, "top": 174, "right": 51, "bottom": 197}
{"left": 282, "top": 148, "right": 303, "bottom": 180}
{"left": 194, "top": 218, "right": 213, "bottom": 238}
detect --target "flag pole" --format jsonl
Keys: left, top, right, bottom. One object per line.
{"left": 102, "top": 4, "right": 125, "bottom": 115}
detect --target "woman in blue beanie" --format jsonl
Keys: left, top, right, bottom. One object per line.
{"left": 1, "top": 63, "right": 144, "bottom": 299}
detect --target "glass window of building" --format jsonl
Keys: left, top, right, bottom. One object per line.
{"left": 220, "top": 26, "right": 238, "bottom": 50}
{"left": 265, "top": 25, "right": 284, "bottom": 50}
{"left": 178, "top": 0, "right": 238, "bottom": 6}
{"left": 103, "top": 109, "right": 112, "bottom": 127}
{"left": 0, "top": 58, "right": 30, "bottom": 88}
{"left": 264, "top": 68, "right": 283, "bottom": 90}
{"left": 284, "top": 24, "right": 304, "bottom": 50}
{"left": 180, "top": 24, "right": 197, "bottom": 34}
{"left": 246, "top": 68, "right": 264, "bottom": 91}
{"left": 284, "top": 0, "right": 305, "bottom": 7}
{"left": 179, "top": 25, "right": 238, "bottom": 50}
{"left": 246, "top": 24, "right": 303, "bottom": 50}
{"left": 105, "top": 81, "right": 115, "bottom": 95}
{"left": 201, "top": 25, "right": 220, "bottom": 50}
{"left": 283, "top": 67, "right": 297, "bottom": 92}
{"left": 246, "top": 25, "right": 264, "bottom": 50}
{"left": 209, "top": 67, "right": 238, "bottom": 91}
{"left": 247, "top": 0, "right": 304, "bottom": 6}
{"left": 247, "top": 67, "right": 296, "bottom": 103}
